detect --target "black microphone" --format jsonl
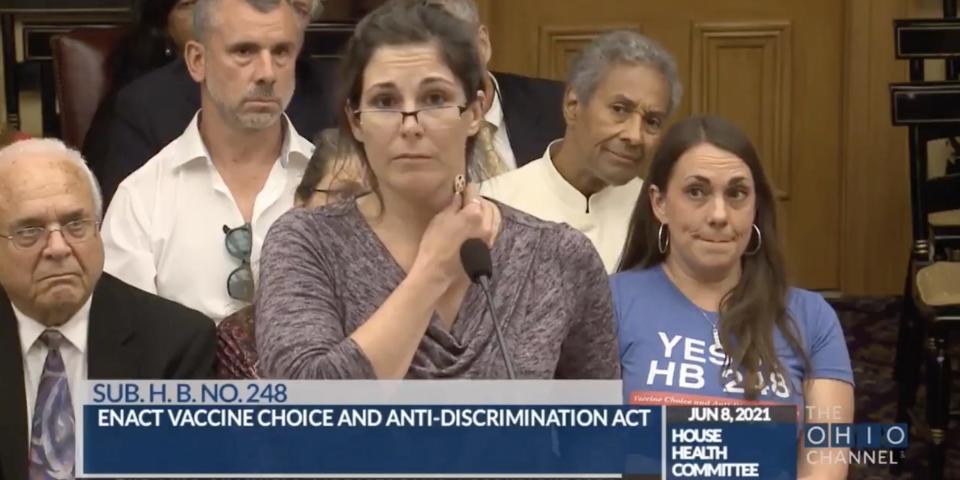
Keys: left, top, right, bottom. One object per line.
{"left": 460, "top": 238, "right": 515, "bottom": 379}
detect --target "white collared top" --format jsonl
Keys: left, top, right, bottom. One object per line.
{"left": 101, "top": 112, "right": 313, "bottom": 322}
{"left": 14, "top": 297, "right": 90, "bottom": 443}
{"left": 480, "top": 140, "right": 643, "bottom": 273}
{"left": 484, "top": 74, "right": 517, "bottom": 171}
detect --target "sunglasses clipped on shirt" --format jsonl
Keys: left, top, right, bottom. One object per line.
{"left": 223, "top": 223, "right": 254, "bottom": 302}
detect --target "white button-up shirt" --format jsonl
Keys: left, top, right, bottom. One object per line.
{"left": 484, "top": 74, "right": 518, "bottom": 171}
{"left": 101, "top": 112, "right": 313, "bottom": 322}
{"left": 480, "top": 140, "right": 643, "bottom": 273}
{"left": 15, "top": 298, "right": 90, "bottom": 443}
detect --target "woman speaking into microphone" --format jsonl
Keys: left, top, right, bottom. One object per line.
{"left": 254, "top": 0, "right": 618, "bottom": 380}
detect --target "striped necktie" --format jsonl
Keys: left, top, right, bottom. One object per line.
{"left": 29, "top": 330, "right": 75, "bottom": 480}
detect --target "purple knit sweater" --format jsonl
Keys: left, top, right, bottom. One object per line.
{"left": 255, "top": 200, "right": 620, "bottom": 380}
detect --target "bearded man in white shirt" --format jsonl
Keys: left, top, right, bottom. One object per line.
{"left": 101, "top": 0, "right": 314, "bottom": 322}
{"left": 481, "top": 30, "right": 682, "bottom": 273}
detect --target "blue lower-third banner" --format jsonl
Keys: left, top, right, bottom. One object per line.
{"left": 75, "top": 381, "right": 799, "bottom": 477}
{"left": 82, "top": 404, "right": 661, "bottom": 475}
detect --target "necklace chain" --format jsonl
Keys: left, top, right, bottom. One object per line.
{"left": 699, "top": 309, "right": 721, "bottom": 347}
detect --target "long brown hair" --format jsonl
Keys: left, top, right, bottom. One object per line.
{"left": 334, "top": 0, "right": 484, "bottom": 208}
{"left": 618, "top": 115, "right": 808, "bottom": 399}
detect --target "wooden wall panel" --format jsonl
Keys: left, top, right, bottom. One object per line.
{"left": 690, "top": 22, "right": 792, "bottom": 201}
{"left": 537, "top": 24, "right": 641, "bottom": 80}
{"left": 840, "top": 0, "right": 912, "bottom": 295}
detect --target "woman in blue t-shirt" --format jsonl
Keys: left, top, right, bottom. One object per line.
{"left": 611, "top": 115, "right": 854, "bottom": 478}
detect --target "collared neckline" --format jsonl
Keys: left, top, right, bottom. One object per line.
{"left": 539, "top": 140, "right": 640, "bottom": 213}
{"left": 539, "top": 139, "right": 593, "bottom": 212}
{"left": 484, "top": 72, "right": 505, "bottom": 131}
{"left": 13, "top": 295, "right": 92, "bottom": 355}
{"left": 169, "top": 111, "right": 312, "bottom": 171}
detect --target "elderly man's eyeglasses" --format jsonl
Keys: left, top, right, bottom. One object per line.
{"left": 354, "top": 105, "right": 468, "bottom": 131}
{"left": 0, "top": 219, "right": 100, "bottom": 250}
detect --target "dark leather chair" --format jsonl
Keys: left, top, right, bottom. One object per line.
{"left": 50, "top": 27, "right": 127, "bottom": 150}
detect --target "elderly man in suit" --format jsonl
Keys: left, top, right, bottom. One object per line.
{"left": 0, "top": 139, "right": 214, "bottom": 480}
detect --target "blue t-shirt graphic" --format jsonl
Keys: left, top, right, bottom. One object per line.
{"left": 611, "top": 265, "right": 854, "bottom": 410}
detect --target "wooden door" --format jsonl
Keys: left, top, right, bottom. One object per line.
{"left": 482, "top": 0, "right": 844, "bottom": 290}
